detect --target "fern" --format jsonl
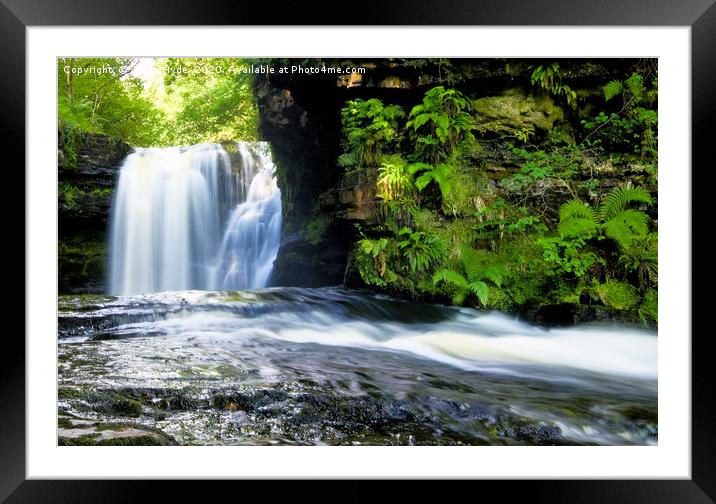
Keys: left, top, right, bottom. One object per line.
{"left": 340, "top": 98, "right": 404, "bottom": 167}
{"left": 560, "top": 199, "right": 598, "bottom": 222}
{"left": 530, "top": 63, "right": 578, "bottom": 109}
{"left": 406, "top": 86, "right": 474, "bottom": 163}
{"left": 377, "top": 158, "right": 413, "bottom": 201}
{"left": 558, "top": 200, "right": 598, "bottom": 238}
{"left": 481, "top": 265, "right": 505, "bottom": 288}
{"left": 619, "top": 232, "right": 658, "bottom": 288}
{"left": 603, "top": 80, "right": 624, "bottom": 101}
{"left": 432, "top": 245, "right": 505, "bottom": 307}
{"left": 397, "top": 228, "right": 447, "bottom": 273}
{"left": 466, "top": 281, "right": 489, "bottom": 305}
{"left": 599, "top": 185, "right": 652, "bottom": 221}
{"left": 556, "top": 185, "right": 653, "bottom": 252}
{"left": 602, "top": 209, "right": 650, "bottom": 247}
{"left": 432, "top": 269, "right": 468, "bottom": 288}
{"left": 410, "top": 163, "right": 454, "bottom": 202}
{"left": 624, "top": 73, "right": 644, "bottom": 101}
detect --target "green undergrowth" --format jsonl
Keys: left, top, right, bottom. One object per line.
{"left": 340, "top": 62, "right": 658, "bottom": 327}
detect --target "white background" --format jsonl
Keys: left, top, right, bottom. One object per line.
{"left": 27, "top": 27, "right": 691, "bottom": 479}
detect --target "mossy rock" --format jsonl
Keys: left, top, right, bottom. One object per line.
{"left": 596, "top": 280, "right": 638, "bottom": 311}
{"left": 472, "top": 88, "right": 565, "bottom": 138}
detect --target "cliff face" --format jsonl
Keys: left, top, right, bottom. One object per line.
{"left": 253, "top": 58, "right": 649, "bottom": 290}
{"left": 58, "top": 133, "right": 130, "bottom": 294}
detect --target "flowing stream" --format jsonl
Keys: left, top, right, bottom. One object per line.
{"left": 58, "top": 288, "right": 657, "bottom": 446}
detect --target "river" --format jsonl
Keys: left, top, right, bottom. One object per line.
{"left": 58, "top": 287, "right": 657, "bottom": 446}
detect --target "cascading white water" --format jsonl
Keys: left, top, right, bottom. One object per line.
{"left": 108, "top": 142, "right": 281, "bottom": 295}
{"left": 214, "top": 144, "right": 282, "bottom": 290}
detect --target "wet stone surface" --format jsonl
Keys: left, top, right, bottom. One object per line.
{"left": 58, "top": 288, "right": 657, "bottom": 446}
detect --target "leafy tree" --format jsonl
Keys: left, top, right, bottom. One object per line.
{"left": 158, "top": 58, "right": 258, "bottom": 144}
{"left": 58, "top": 58, "right": 166, "bottom": 146}
{"left": 58, "top": 57, "right": 260, "bottom": 147}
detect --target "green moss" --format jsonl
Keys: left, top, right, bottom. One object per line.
{"left": 58, "top": 183, "right": 82, "bottom": 209}
{"left": 58, "top": 235, "right": 107, "bottom": 293}
{"left": 442, "top": 165, "right": 494, "bottom": 217}
{"left": 58, "top": 184, "right": 113, "bottom": 210}
{"left": 596, "top": 280, "right": 638, "bottom": 311}
{"left": 472, "top": 90, "right": 564, "bottom": 138}
{"left": 301, "top": 213, "right": 332, "bottom": 245}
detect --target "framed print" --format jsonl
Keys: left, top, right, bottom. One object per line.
{"left": 7, "top": 0, "right": 714, "bottom": 500}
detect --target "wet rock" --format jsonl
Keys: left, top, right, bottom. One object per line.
{"left": 270, "top": 233, "right": 349, "bottom": 287}
{"left": 58, "top": 417, "right": 177, "bottom": 446}
{"left": 527, "top": 303, "right": 640, "bottom": 326}
{"left": 58, "top": 132, "right": 130, "bottom": 294}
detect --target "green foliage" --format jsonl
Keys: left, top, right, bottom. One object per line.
{"left": 340, "top": 98, "right": 404, "bottom": 167}
{"left": 59, "top": 183, "right": 81, "bottom": 209}
{"left": 397, "top": 228, "right": 447, "bottom": 273}
{"left": 336, "top": 64, "right": 657, "bottom": 324}
{"left": 502, "top": 147, "right": 581, "bottom": 192}
{"left": 406, "top": 86, "right": 474, "bottom": 163}
{"left": 58, "top": 120, "right": 82, "bottom": 169}
{"left": 602, "top": 73, "right": 648, "bottom": 104}
{"left": 603, "top": 80, "right": 625, "bottom": 102}
{"left": 58, "top": 58, "right": 167, "bottom": 146}
{"left": 378, "top": 197, "right": 419, "bottom": 233}
{"left": 538, "top": 234, "right": 603, "bottom": 278}
{"left": 354, "top": 236, "right": 397, "bottom": 287}
{"left": 409, "top": 162, "right": 455, "bottom": 202}
{"left": 59, "top": 184, "right": 113, "bottom": 210}
{"left": 530, "top": 63, "right": 578, "bottom": 109}
{"left": 301, "top": 213, "right": 332, "bottom": 245}
{"left": 58, "top": 57, "right": 259, "bottom": 147}
{"left": 433, "top": 245, "right": 505, "bottom": 306}
{"left": 377, "top": 156, "right": 414, "bottom": 201}
{"left": 638, "top": 289, "right": 658, "bottom": 326}
{"left": 582, "top": 69, "right": 658, "bottom": 159}
{"left": 540, "top": 184, "right": 655, "bottom": 306}
{"left": 474, "top": 199, "right": 547, "bottom": 240}
{"left": 594, "top": 279, "right": 639, "bottom": 310}
{"left": 618, "top": 232, "right": 658, "bottom": 289}
{"left": 558, "top": 185, "right": 652, "bottom": 248}
{"left": 160, "top": 58, "right": 259, "bottom": 145}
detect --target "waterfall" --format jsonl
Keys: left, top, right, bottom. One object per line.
{"left": 108, "top": 142, "right": 281, "bottom": 295}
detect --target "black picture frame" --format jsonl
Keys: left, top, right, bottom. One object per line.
{"left": 6, "top": 0, "right": 713, "bottom": 501}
